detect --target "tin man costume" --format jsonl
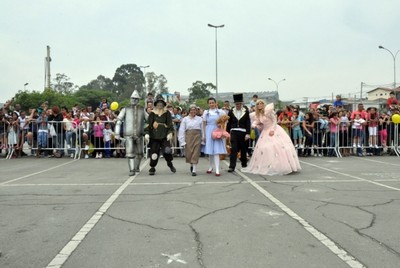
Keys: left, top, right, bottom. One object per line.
{"left": 115, "top": 90, "right": 145, "bottom": 176}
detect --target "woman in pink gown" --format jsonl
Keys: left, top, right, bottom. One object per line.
{"left": 242, "top": 100, "right": 301, "bottom": 175}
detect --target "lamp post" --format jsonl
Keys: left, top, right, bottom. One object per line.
{"left": 208, "top": 23, "right": 224, "bottom": 99}
{"left": 24, "top": 83, "right": 28, "bottom": 90}
{"left": 268, "top": 78, "right": 286, "bottom": 97}
{"left": 378, "top": 45, "right": 399, "bottom": 93}
{"left": 139, "top": 65, "right": 150, "bottom": 93}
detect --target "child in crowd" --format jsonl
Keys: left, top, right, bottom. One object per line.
{"left": 103, "top": 122, "right": 113, "bottom": 158}
{"left": 291, "top": 110, "right": 303, "bottom": 148}
{"left": 352, "top": 113, "right": 365, "bottom": 148}
{"left": 36, "top": 112, "right": 48, "bottom": 157}
{"left": 279, "top": 113, "right": 290, "bottom": 134}
{"left": 93, "top": 115, "right": 104, "bottom": 159}
{"left": 7, "top": 112, "right": 20, "bottom": 158}
{"left": 378, "top": 113, "right": 389, "bottom": 152}
{"left": 368, "top": 107, "right": 378, "bottom": 148}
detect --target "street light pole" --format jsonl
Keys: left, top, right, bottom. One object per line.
{"left": 208, "top": 23, "right": 224, "bottom": 100}
{"left": 139, "top": 65, "right": 150, "bottom": 93}
{"left": 268, "top": 78, "right": 286, "bottom": 96}
{"left": 378, "top": 45, "right": 399, "bottom": 92}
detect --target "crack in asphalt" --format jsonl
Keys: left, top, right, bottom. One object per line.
{"left": 105, "top": 213, "right": 178, "bottom": 232}
{"left": 188, "top": 200, "right": 247, "bottom": 268}
{"left": 313, "top": 199, "right": 400, "bottom": 258}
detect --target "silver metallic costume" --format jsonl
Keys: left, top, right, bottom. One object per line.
{"left": 115, "top": 90, "right": 145, "bottom": 176}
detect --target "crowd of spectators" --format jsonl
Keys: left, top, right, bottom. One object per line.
{"left": 1, "top": 92, "right": 400, "bottom": 159}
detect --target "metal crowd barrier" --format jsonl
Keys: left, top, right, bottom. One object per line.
{"left": 1, "top": 118, "right": 400, "bottom": 160}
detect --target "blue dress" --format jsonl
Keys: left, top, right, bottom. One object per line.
{"left": 202, "top": 109, "right": 227, "bottom": 155}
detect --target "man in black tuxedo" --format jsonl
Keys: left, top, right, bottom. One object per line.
{"left": 226, "top": 93, "right": 251, "bottom": 172}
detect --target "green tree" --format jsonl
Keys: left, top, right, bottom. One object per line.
{"left": 14, "top": 88, "right": 79, "bottom": 112}
{"left": 155, "top": 74, "right": 168, "bottom": 95}
{"left": 145, "top": 72, "right": 157, "bottom": 95}
{"left": 74, "top": 89, "right": 117, "bottom": 110}
{"left": 187, "top": 81, "right": 215, "bottom": 103}
{"left": 112, "top": 64, "right": 144, "bottom": 99}
{"left": 53, "top": 73, "right": 78, "bottom": 95}
{"left": 81, "top": 75, "right": 115, "bottom": 92}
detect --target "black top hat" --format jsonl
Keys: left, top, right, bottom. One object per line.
{"left": 154, "top": 98, "right": 166, "bottom": 107}
{"left": 233, "top": 93, "right": 244, "bottom": 103}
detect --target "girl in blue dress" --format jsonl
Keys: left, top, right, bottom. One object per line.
{"left": 202, "top": 97, "right": 227, "bottom": 176}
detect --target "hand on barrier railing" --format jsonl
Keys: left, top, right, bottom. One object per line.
{"left": 144, "top": 134, "right": 150, "bottom": 144}
{"left": 167, "top": 133, "right": 173, "bottom": 141}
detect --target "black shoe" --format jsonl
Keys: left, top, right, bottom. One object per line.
{"left": 192, "top": 172, "right": 197, "bottom": 176}
{"left": 134, "top": 168, "right": 140, "bottom": 172}
{"left": 129, "top": 170, "right": 135, "bottom": 176}
{"left": 149, "top": 167, "right": 156, "bottom": 175}
{"left": 242, "top": 164, "right": 247, "bottom": 168}
{"left": 228, "top": 167, "right": 234, "bottom": 173}
{"left": 170, "top": 165, "right": 176, "bottom": 173}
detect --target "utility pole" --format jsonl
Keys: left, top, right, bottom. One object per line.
{"left": 45, "top": 45, "right": 52, "bottom": 89}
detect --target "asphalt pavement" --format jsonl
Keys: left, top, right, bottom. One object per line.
{"left": 0, "top": 154, "right": 399, "bottom": 268}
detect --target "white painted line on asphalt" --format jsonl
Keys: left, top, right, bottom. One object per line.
{"left": 3, "top": 178, "right": 399, "bottom": 188}
{"left": 301, "top": 161, "right": 400, "bottom": 191}
{"left": 1, "top": 183, "right": 122, "bottom": 187}
{"left": 358, "top": 157, "right": 400, "bottom": 167}
{"left": 46, "top": 160, "right": 149, "bottom": 268}
{"left": 0, "top": 160, "right": 76, "bottom": 185}
{"left": 234, "top": 168, "right": 366, "bottom": 268}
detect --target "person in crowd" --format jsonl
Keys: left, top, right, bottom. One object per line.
{"left": 350, "top": 103, "right": 368, "bottom": 157}
{"left": 333, "top": 95, "right": 344, "bottom": 108}
{"left": 249, "top": 94, "right": 258, "bottom": 108}
{"left": 6, "top": 112, "right": 19, "bottom": 157}
{"left": 145, "top": 92, "right": 154, "bottom": 108}
{"left": 338, "top": 110, "right": 350, "bottom": 156}
{"left": 103, "top": 122, "right": 113, "bottom": 158}
{"left": 328, "top": 112, "right": 340, "bottom": 157}
{"left": 36, "top": 110, "right": 48, "bottom": 157}
{"left": 0, "top": 110, "right": 7, "bottom": 151}
{"left": 178, "top": 105, "right": 204, "bottom": 176}
{"left": 226, "top": 93, "right": 251, "bottom": 173}
{"left": 63, "top": 111, "right": 77, "bottom": 158}
{"left": 291, "top": 110, "right": 303, "bottom": 149}
{"left": 242, "top": 100, "right": 301, "bottom": 175}
{"left": 302, "top": 112, "right": 314, "bottom": 157}
{"left": 99, "top": 97, "right": 110, "bottom": 111}
{"left": 279, "top": 113, "right": 290, "bottom": 134}
{"left": 48, "top": 106, "right": 64, "bottom": 158}
{"left": 171, "top": 106, "right": 182, "bottom": 156}
{"left": 367, "top": 107, "right": 379, "bottom": 149}
{"left": 222, "top": 100, "right": 231, "bottom": 114}
{"left": 61, "top": 106, "right": 69, "bottom": 119}
{"left": 312, "top": 112, "right": 324, "bottom": 157}
{"left": 115, "top": 90, "right": 146, "bottom": 175}
{"left": 93, "top": 115, "right": 104, "bottom": 159}
{"left": 378, "top": 112, "right": 389, "bottom": 152}
{"left": 144, "top": 97, "right": 176, "bottom": 176}
{"left": 17, "top": 110, "right": 29, "bottom": 157}
{"left": 202, "top": 97, "right": 227, "bottom": 176}
{"left": 387, "top": 91, "right": 399, "bottom": 111}
{"left": 352, "top": 113, "right": 365, "bottom": 148}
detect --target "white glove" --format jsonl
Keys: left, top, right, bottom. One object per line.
{"left": 180, "top": 142, "right": 186, "bottom": 147}
{"left": 144, "top": 134, "right": 150, "bottom": 144}
{"left": 167, "top": 133, "right": 173, "bottom": 141}
{"left": 114, "top": 134, "right": 120, "bottom": 140}
{"left": 245, "top": 134, "right": 250, "bottom": 140}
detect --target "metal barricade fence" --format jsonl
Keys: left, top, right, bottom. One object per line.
{"left": 2, "top": 118, "right": 399, "bottom": 159}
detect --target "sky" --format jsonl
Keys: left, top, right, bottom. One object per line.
{"left": 1, "top": 0, "right": 400, "bottom": 103}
